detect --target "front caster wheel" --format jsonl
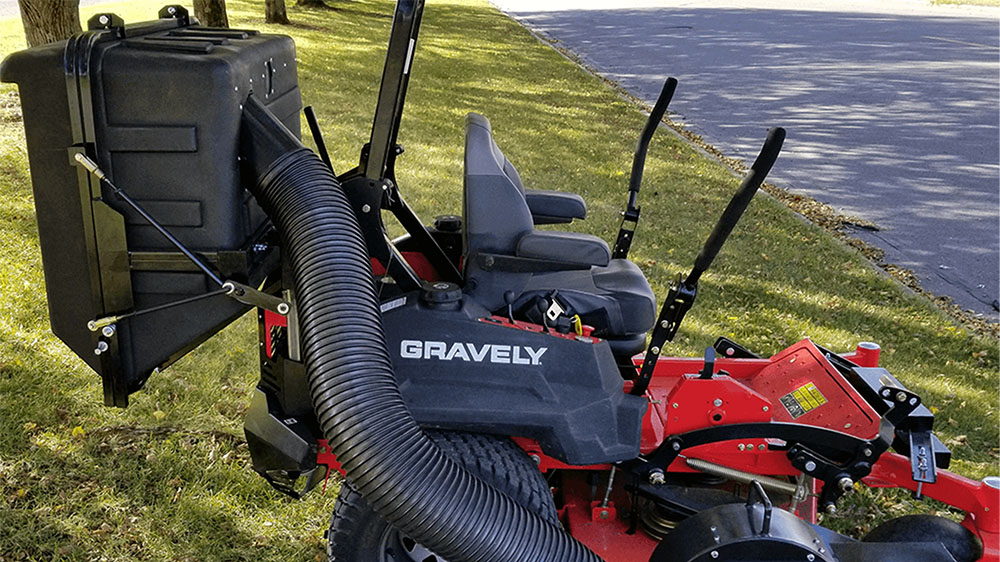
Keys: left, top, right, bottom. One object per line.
{"left": 326, "top": 430, "right": 559, "bottom": 561}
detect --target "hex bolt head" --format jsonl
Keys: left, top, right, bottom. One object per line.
{"left": 804, "top": 461, "right": 817, "bottom": 472}
{"left": 361, "top": 204, "right": 371, "bottom": 213}
{"left": 101, "top": 325, "right": 116, "bottom": 338}
{"left": 713, "top": 398, "right": 723, "bottom": 407}
{"left": 99, "top": 14, "right": 110, "bottom": 24}
{"left": 838, "top": 477, "right": 854, "bottom": 493}
{"left": 648, "top": 470, "right": 666, "bottom": 486}
{"left": 671, "top": 441, "right": 681, "bottom": 451}
{"left": 896, "top": 391, "right": 907, "bottom": 402}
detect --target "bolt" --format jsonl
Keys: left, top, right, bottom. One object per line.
{"left": 671, "top": 441, "right": 681, "bottom": 451}
{"left": 94, "top": 341, "right": 109, "bottom": 356}
{"left": 896, "top": 391, "right": 907, "bottom": 402}
{"left": 909, "top": 397, "right": 918, "bottom": 406}
{"left": 807, "top": 554, "right": 815, "bottom": 562}
{"left": 648, "top": 470, "right": 666, "bottom": 486}
{"left": 361, "top": 204, "right": 371, "bottom": 213}
{"left": 672, "top": 402, "right": 679, "bottom": 409}
{"left": 99, "top": 14, "right": 109, "bottom": 24}
{"left": 599, "top": 510, "right": 609, "bottom": 520}
{"left": 713, "top": 398, "right": 723, "bottom": 407}
{"left": 738, "top": 444, "right": 746, "bottom": 451}
{"left": 101, "top": 324, "right": 116, "bottom": 338}
{"left": 650, "top": 346, "right": 660, "bottom": 355}
{"left": 530, "top": 454, "right": 541, "bottom": 466}
{"left": 804, "top": 461, "right": 817, "bottom": 472}
{"left": 660, "top": 320, "right": 669, "bottom": 329}
{"left": 825, "top": 504, "right": 837, "bottom": 514}
{"left": 710, "top": 551, "right": 719, "bottom": 559}
{"left": 758, "top": 444, "right": 766, "bottom": 451}
{"left": 168, "top": 6, "right": 176, "bottom": 14}
{"left": 277, "top": 303, "right": 290, "bottom": 315}
{"left": 863, "top": 448, "right": 873, "bottom": 457}
{"left": 762, "top": 406, "right": 769, "bottom": 412}
{"left": 882, "top": 389, "right": 891, "bottom": 398}
{"left": 838, "top": 477, "right": 854, "bottom": 493}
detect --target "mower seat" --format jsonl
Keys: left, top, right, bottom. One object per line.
{"left": 463, "top": 113, "right": 657, "bottom": 356}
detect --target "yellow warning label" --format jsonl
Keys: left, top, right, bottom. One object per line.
{"left": 779, "top": 382, "right": 828, "bottom": 418}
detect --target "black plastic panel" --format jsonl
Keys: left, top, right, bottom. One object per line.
{"left": 0, "top": 10, "right": 299, "bottom": 405}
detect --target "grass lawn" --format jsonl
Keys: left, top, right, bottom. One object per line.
{"left": 0, "top": 0, "right": 997, "bottom": 559}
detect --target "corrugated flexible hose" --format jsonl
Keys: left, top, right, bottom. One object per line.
{"left": 241, "top": 96, "right": 601, "bottom": 562}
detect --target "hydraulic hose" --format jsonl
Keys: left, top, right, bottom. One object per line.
{"left": 241, "top": 96, "right": 601, "bottom": 562}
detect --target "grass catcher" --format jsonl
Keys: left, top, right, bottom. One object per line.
{"left": 2, "top": 3, "right": 997, "bottom": 562}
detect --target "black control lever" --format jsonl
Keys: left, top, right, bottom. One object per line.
{"left": 612, "top": 77, "right": 678, "bottom": 260}
{"left": 74, "top": 154, "right": 290, "bottom": 325}
{"left": 630, "top": 127, "right": 785, "bottom": 396}
{"left": 304, "top": 105, "right": 335, "bottom": 174}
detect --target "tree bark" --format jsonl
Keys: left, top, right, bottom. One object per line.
{"left": 265, "top": 0, "right": 290, "bottom": 24}
{"left": 17, "top": 0, "right": 82, "bottom": 48}
{"left": 194, "top": 0, "right": 229, "bottom": 28}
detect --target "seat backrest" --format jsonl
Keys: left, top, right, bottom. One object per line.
{"left": 463, "top": 113, "right": 534, "bottom": 256}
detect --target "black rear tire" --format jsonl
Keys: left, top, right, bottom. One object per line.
{"left": 326, "top": 430, "right": 558, "bottom": 561}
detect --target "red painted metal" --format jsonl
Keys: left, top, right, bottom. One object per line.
{"left": 263, "top": 308, "right": 288, "bottom": 358}
{"left": 561, "top": 471, "right": 659, "bottom": 561}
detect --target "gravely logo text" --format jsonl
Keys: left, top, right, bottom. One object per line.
{"left": 399, "top": 340, "right": 547, "bottom": 366}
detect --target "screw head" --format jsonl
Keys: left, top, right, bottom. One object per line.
{"left": 100, "top": 325, "right": 116, "bottom": 338}
{"left": 896, "top": 391, "right": 907, "bottom": 402}
{"left": 713, "top": 398, "right": 723, "bottom": 407}
{"left": 650, "top": 346, "right": 660, "bottom": 355}
{"left": 529, "top": 454, "right": 541, "bottom": 466}
{"left": 738, "top": 444, "right": 746, "bottom": 451}
{"left": 804, "top": 461, "right": 817, "bottom": 472}
{"left": 807, "top": 554, "right": 815, "bottom": 562}
{"left": 710, "top": 551, "right": 719, "bottom": 559}
{"left": 672, "top": 402, "right": 679, "bottom": 409}
{"left": 671, "top": 441, "right": 681, "bottom": 451}
{"left": 762, "top": 406, "right": 769, "bottom": 412}
{"left": 168, "top": 6, "right": 176, "bottom": 14}
{"left": 361, "top": 204, "right": 371, "bottom": 213}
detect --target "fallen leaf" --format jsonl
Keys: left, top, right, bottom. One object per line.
{"left": 71, "top": 426, "right": 86, "bottom": 439}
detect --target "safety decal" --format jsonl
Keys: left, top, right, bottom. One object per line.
{"left": 779, "top": 382, "right": 828, "bottom": 419}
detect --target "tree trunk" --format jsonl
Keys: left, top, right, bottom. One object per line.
{"left": 194, "top": 0, "right": 229, "bottom": 28}
{"left": 17, "top": 0, "right": 81, "bottom": 48}
{"left": 265, "top": 0, "right": 290, "bottom": 24}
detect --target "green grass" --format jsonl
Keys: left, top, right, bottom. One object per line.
{"left": 0, "top": 0, "right": 997, "bottom": 559}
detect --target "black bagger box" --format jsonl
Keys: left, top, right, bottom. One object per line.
{"left": 0, "top": 7, "right": 300, "bottom": 406}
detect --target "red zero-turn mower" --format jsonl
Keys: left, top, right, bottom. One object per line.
{"left": 2, "top": 2, "right": 997, "bottom": 561}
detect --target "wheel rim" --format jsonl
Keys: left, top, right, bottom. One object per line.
{"left": 378, "top": 527, "right": 450, "bottom": 562}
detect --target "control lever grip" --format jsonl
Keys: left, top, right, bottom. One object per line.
{"left": 688, "top": 127, "right": 785, "bottom": 285}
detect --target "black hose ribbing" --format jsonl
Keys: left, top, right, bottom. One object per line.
{"left": 242, "top": 97, "right": 601, "bottom": 562}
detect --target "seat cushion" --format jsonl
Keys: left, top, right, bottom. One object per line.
{"left": 516, "top": 231, "right": 611, "bottom": 267}
{"left": 518, "top": 259, "right": 656, "bottom": 338}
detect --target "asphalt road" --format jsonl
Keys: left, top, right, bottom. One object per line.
{"left": 494, "top": 0, "right": 999, "bottom": 320}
